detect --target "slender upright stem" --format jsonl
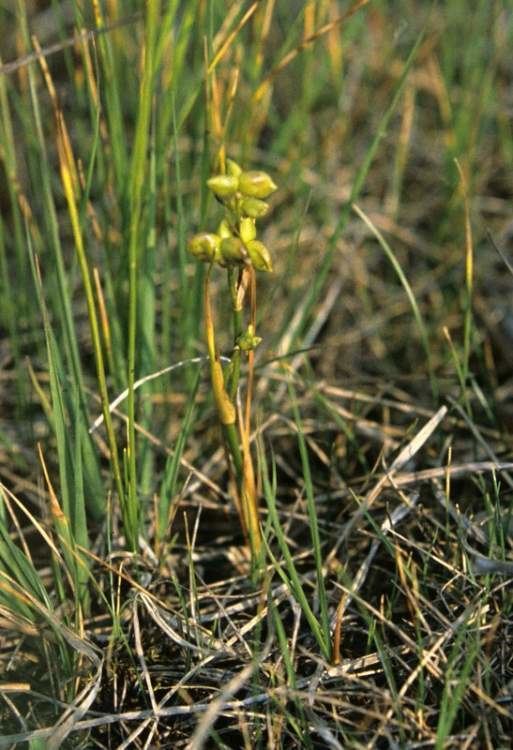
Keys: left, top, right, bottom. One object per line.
{"left": 227, "top": 267, "right": 243, "bottom": 400}
{"left": 204, "top": 268, "right": 262, "bottom": 561}
{"left": 126, "top": 0, "right": 161, "bottom": 549}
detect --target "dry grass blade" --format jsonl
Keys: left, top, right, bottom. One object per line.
{"left": 0, "top": 596, "right": 103, "bottom": 749}
{"left": 253, "top": 0, "right": 370, "bottom": 102}
{"left": 139, "top": 592, "right": 228, "bottom": 656}
{"left": 0, "top": 13, "right": 142, "bottom": 76}
{"left": 330, "top": 405, "right": 447, "bottom": 554}
{"left": 88, "top": 356, "right": 229, "bottom": 433}
{"left": 332, "top": 491, "right": 420, "bottom": 664}
{"left": 44, "top": 656, "right": 103, "bottom": 750}
{"left": 187, "top": 660, "right": 257, "bottom": 750}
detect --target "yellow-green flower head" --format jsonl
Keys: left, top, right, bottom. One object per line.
{"left": 240, "top": 197, "right": 270, "bottom": 219}
{"left": 207, "top": 174, "right": 239, "bottom": 199}
{"left": 188, "top": 232, "right": 221, "bottom": 263}
{"left": 220, "top": 236, "right": 245, "bottom": 265}
{"left": 246, "top": 239, "right": 273, "bottom": 272}
{"left": 240, "top": 217, "right": 256, "bottom": 244}
{"left": 238, "top": 170, "right": 277, "bottom": 199}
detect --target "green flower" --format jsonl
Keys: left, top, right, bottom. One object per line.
{"left": 217, "top": 218, "right": 234, "bottom": 239}
{"left": 246, "top": 239, "right": 273, "bottom": 272}
{"left": 188, "top": 233, "right": 221, "bottom": 263}
{"left": 240, "top": 217, "right": 256, "bottom": 244}
{"left": 226, "top": 158, "right": 242, "bottom": 178}
{"left": 240, "top": 197, "right": 270, "bottom": 219}
{"left": 238, "top": 170, "right": 277, "bottom": 199}
{"left": 220, "top": 236, "right": 245, "bottom": 265}
{"left": 207, "top": 174, "right": 239, "bottom": 199}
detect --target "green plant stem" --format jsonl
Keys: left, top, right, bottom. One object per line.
{"left": 227, "top": 267, "right": 243, "bottom": 400}
{"left": 204, "top": 268, "right": 260, "bottom": 561}
{"left": 222, "top": 422, "right": 243, "bottom": 480}
{"left": 126, "top": 0, "right": 161, "bottom": 550}
{"left": 204, "top": 270, "right": 242, "bottom": 479}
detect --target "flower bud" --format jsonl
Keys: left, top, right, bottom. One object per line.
{"left": 238, "top": 324, "right": 262, "bottom": 351}
{"left": 217, "top": 219, "right": 233, "bottom": 239}
{"left": 238, "top": 170, "right": 277, "bottom": 199}
{"left": 220, "top": 237, "right": 245, "bottom": 264}
{"left": 226, "top": 158, "right": 242, "bottom": 178}
{"left": 207, "top": 174, "right": 239, "bottom": 199}
{"left": 240, "top": 217, "right": 256, "bottom": 244}
{"left": 246, "top": 239, "right": 273, "bottom": 272}
{"left": 240, "top": 197, "right": 270, "bottom": 219}
{"left": 188, "top": 233, "right": 221, "bottom": 262}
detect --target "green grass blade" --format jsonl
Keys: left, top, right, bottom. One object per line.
{"left": 157, "top": 369, "right": 200, "bottom": 544}
{"left": 353, "top": 202, "right": 437, "bottom": 399}
{"left": 435, "top": 627, "right": 480, "bottom": 749}
{"left": 126, "top": 0, "right": 162, "bottom": 548}
{"left": 288, "top": 381, "right": 331, "bottom": 650}
{"left": 260, "top": 446, "right": 330, "bottom": 660}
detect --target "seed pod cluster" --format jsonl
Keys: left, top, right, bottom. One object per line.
{"left": 188, "top": 159, "right": 276, "bottom": 271}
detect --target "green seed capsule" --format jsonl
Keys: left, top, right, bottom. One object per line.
{"left": 240, "top": 217, "right": 256, "bottom": 243}
{"left": 188, "top": 233, "right": 221, "bottom": 262}
{"left": 220, "top": 236, "right": 245, "bottom": 264}
{"left": 238, "top": 170, "right": 277, "bottom": 199}
{"left": 240, "top": 197, "right": 270, "bottom": 219}
{"left": 246, "top": 239, "right": 273, "bottom": 272}
{"left": 207, "top": 174, "right": 239, "bottom": 199}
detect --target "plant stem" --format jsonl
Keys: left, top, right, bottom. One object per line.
{"left": 204, "top": 268, "right": 262, "bottom": 563}
{"left": 227, "top": 267, "right": 243, "bottom": 400}
{"left": 126, "top": 0, "right": 161, "bottom": 549}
